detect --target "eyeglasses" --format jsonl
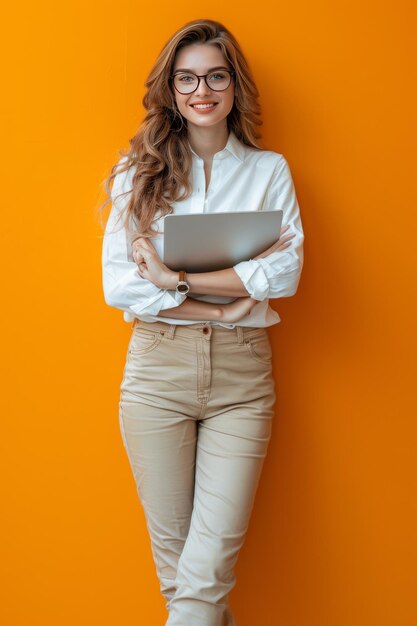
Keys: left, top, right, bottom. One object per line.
{"left": 170, "top": 69, "right": 235, "bottom": 95}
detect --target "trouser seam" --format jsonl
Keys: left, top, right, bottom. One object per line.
{"left": 197, "top": 399, "right": 208, "bottom": 419}
{"left": 196, "top": 337, "right": 211, "bottom": 405}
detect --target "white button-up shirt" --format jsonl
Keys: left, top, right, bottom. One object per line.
{"left": 102, "top": 131, "right": 304, "bottom": 328}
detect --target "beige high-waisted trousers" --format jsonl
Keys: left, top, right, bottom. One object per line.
{"left": 119, "top": 318, "right": 276, "bottom": 626}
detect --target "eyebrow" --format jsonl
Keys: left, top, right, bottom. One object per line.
{"left": 173, "top": 66, "right": 231, "bottom": 74}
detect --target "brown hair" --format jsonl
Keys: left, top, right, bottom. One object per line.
{"left": 99, "top": 18, "right": 263, "bottom": 239}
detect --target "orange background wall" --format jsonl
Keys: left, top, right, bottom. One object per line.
{"left": 1, "top": 1, "right": 416, "bottom": 625}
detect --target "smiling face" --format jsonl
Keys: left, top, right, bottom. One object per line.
{"left": 171, "top": 43, "right": 235, "bottom": 132}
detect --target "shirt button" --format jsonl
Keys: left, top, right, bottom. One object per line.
{"left": 203, "top": 327, "right": 209, "bottom": 334}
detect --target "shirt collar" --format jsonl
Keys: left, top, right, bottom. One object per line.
{"left": 188, "top": 130, "right": 245, "bottom": 162}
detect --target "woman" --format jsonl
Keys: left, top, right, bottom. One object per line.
{"left": 101, "top": 18, "right": 304, "bottom": 626}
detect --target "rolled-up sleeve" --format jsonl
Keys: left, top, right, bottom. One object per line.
{"left": 101, "top": 162, "right": 187, "bottom": 320}
{"left": 232, "top": 155, "right": 304, "bottom": 300}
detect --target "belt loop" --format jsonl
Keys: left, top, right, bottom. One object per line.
{"left": 236, "top": 326, "right": 245, "bottom": 345}
{"left": 163, "top": 323, "right": 176, "bottom": 340}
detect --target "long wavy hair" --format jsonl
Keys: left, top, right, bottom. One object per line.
{"left": 99, "top": 18, "right": 263, "bottom": 240}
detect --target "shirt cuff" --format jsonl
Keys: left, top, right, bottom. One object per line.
{"left": 233, "top": 260, "right": 270, "bottom": 301}
{"left": 129, "top": 288, "right": 187, "bottom": 317}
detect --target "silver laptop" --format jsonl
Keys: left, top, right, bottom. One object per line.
{"left": 163, "top": 210, "right": 283, "bottom": 273}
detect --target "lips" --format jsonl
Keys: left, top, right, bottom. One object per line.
{"left": 190, "top": 102, "right": 218, "bottom": 109}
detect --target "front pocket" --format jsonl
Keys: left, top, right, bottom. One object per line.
{"left": 244, "top": 335, "right": 273, "bottom": 365}
{"left": 128, "top": 329, "right": 162, "bottom": 355}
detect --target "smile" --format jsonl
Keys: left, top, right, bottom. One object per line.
{"left": 190, "top": 103, "right": 218, "bottom": 110}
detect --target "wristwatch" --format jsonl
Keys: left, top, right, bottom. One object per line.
{"left": 175, "top": 270, "right": 190, "bottom": 295}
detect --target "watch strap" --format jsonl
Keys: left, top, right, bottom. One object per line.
{"left": 176, "top": 270, "right": 190, "bottom": 294}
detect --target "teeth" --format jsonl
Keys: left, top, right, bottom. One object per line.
{"left": 192, "top": 103, "right": 216, "bottom": 109}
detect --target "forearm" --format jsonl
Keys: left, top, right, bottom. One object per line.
{"left": 158, "top": 296, "right": 223, "bottom": 321}
{"left": 133, "top": 237, "right": 251, "bottom": 297}
{"left": 167, "top": 267, "right": 250, "bottom": 297}
{"left": 158, "top": 294, "right": 258, "bottom": 324}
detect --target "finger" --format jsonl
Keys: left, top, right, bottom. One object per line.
{"left": 280, "top": 234, "right": 295, "bottom": 243}
{"left": 135, "top": 245, "right": 153, "bottom": 261}
{"left": 133, "top": 249, "right": 145, "bottom": 263}
{"left": 132, "top": 240, "right": 145, "bottom": 255}
{"left": 268, "top": 235, "right": 291, "bottom": 250}
{"left": 272, "top": 234, "right": 288, "bottom": 246}
{"left": 137, "top": 237, "right": 155, "bottom": 251}
{"left": 134, "top": 244, "right": 150, "bottom": 254}
{"left": 132, "top": 244, "right": 143, "bottom": 257}
{"left": 280, "top": 225, "right": 290, "bottom": 233}
{"left": 138, "top": 263, "right": 148, "bottom": 278}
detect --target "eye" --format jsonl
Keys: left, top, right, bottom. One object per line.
{"left": 208, "top": 72, "right": 227, "bottom": 81}
{"left": 176, "top": 73, "right": 195, "bottom": 82}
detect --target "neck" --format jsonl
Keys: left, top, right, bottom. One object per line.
{"left": 186, "top": 123, "right": 230, "bottom": 161}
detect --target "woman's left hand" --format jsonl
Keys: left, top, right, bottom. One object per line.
{"left": 132, "top": 238, "right": 177, "bottom": 289}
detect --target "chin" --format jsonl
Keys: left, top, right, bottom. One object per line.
{"left": 191, "top": 117, "right": 225, "bottom": 126}
{"left": 187, "top": 111, "right": 232, "bottom": 127}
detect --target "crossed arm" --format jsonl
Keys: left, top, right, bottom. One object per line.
{"left": 131, "top": 225, "right": 295, "bottom": 323}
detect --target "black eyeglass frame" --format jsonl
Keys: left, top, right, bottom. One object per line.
{"left": 169, "top": 69, "right": 236, "bottom": 94}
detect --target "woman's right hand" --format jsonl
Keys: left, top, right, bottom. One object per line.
{"left": 218, "top": 297, "right": 259, "bottom": 323}
{"left": 253, "top": 224, "right": 295, "bottom": 260}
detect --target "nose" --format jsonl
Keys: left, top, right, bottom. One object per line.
{"left": 195, "top": 77, "right": 212, "bottom": 98}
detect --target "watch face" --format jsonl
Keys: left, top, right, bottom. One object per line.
{"left": 177, "top": 283, "right": 189, "bottom": 294}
